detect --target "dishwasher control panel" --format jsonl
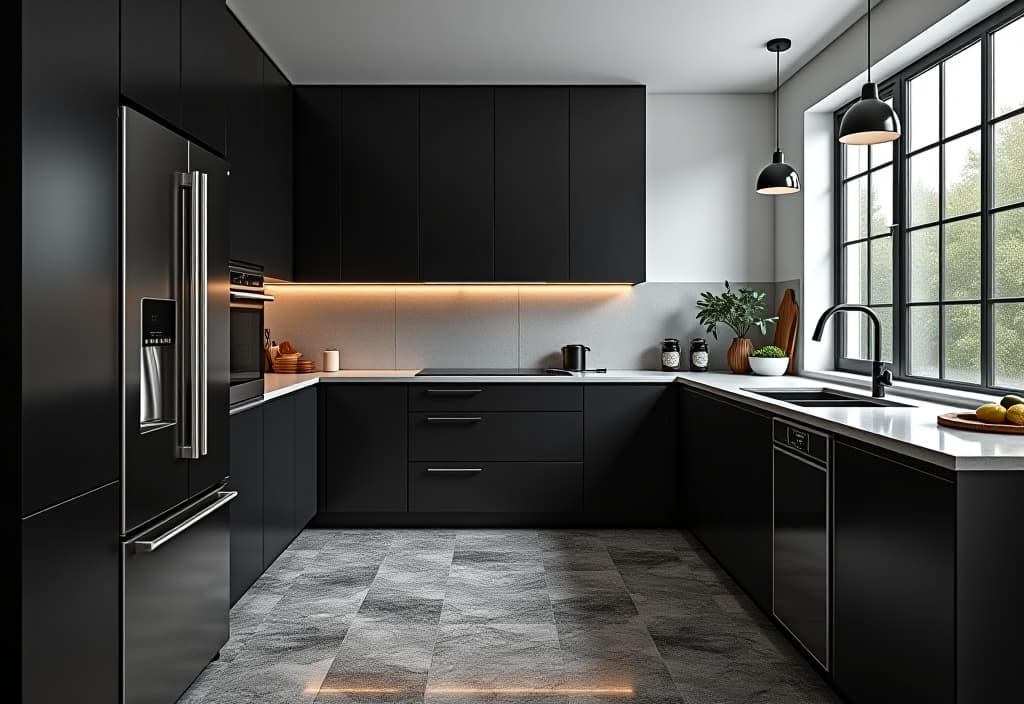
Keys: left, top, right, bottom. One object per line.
{"left": 772, "top": 418, "right": 829, "bottom": 465}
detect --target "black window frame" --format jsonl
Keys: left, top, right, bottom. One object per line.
{"left": 834, "top": 0, "right": 1024, "bottom": 394}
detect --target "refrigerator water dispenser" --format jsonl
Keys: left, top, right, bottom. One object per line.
{"left": 140, "top": 298, "right": 176, "bottom": 432}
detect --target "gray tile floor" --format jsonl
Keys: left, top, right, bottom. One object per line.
{"left": 180, "top": 529, "right": 840, "bottom": 704}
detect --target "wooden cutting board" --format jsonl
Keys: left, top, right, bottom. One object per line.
{"left": 937, "top": 412, "right": 1024, "bottom": 434}
{"left": 773, "top": 288, "right": 799, "bottom": 374}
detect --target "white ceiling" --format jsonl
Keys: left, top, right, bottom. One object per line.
{"left": 228, "top": 0, "right": 875, "bottom": 93}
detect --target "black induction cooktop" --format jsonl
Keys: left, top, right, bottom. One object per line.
{"left": 415, "top": 368, "right": 607, "bottom": 376}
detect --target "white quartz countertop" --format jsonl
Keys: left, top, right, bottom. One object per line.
{"left": 674, "top": 372, "right": 1024, "bottom": 471}
{"left": 251, "top": 369, "right": 1024, "bottom": 470}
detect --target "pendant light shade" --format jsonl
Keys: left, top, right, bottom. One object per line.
{"left": 756, "top": 38, "right": 800, "bottom": 195}
{"left": 838, "top": 0, "right": 901, "bottom": 145}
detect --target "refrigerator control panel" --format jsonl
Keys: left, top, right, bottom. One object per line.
{"left": 142, "top": 298, "right": 176, "bottom": 347}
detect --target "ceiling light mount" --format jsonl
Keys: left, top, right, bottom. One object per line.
{"left": 755, "top": 37, "right": 801, "bottom": 195}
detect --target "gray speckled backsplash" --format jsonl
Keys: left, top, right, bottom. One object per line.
{"left": 263, "top": 282, "right": 781, "bottom": 371}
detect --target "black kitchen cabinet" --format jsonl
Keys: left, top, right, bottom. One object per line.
{"left": 294, "top": 387, "right": 318, "bottom": 531}
{"left": 21, "top": 483, "right": 120, "bottom": 704}
{"left": 323, "top": 385, "right": 409, "bottom": 512}
{"left": 226, "top": 12, "right": 267, "bottom": 268}
{"left": 495, "top": 87, "right": 569, "bottom": 281}
{"left": 293, "top": 87, "right": 342, "bottom": 281}
{"left": 120, "top": 0, "right": 180, "bottom": 126}
{"left": 262, "top": 56, "right": 294, "bottom": 280}
{"left": 569, "top": 86, "right": 646, "bottom": 283}
{"left": 341, "top": 87, "right": 420, "bottom": 281}
{"left": 121, "top": 0, "right": 226, "bottom": 153}
{"left": 584, "top": 385, "right": 674, "bottom": 519}
{"left": 419, "top": 87, "right": 495, "bottom": 281}
{"left": 681, "top": 389, "right": 772, "bottom": 613}
{"left": 263, "top": 395, "right": 296, "bottom": 568}
{"left": 181, "top": 0, "right": 227, "bottom": 152}
{"left": 22, "top": 0, "right": 119, "bottom": 515}
{"left": 229, "top": 404, "right": 263, "bottom": 605}
{"left": 833, "top": 440, "right": 955, "bottom": 704}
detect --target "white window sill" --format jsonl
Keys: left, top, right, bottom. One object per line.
{"left": 802, "top": 368, "right": 993, "bottom": 409}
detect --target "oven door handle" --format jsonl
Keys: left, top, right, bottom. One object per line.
{"left": 230, "top": 291, "right": 275, "bottom": 302}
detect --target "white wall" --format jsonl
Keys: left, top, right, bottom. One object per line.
{"left": 646, "top": 93, "right": 774, "bottom": 282}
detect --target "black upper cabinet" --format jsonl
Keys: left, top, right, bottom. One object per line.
{"left": 833, "top": 440, "right": 955, "bottom": 704}
{"left": 21, "top": 484, "right": 120, "bottom": 704}
{"left": 121, "top": 0, "right": 226, "bottom": 153}
{"left": 583, "top": 385, "right": 673, "bottom": 518}
{"left": 569, "top": 86, "right": 646, "bottom": 282}
{"left": 262, "top": 57, "right": 294, "bottom": 280}
{"left": 495, "top": 87, "right": 569, "bottom": 282}
{"left": 22, "top": 0, "right": 119, "bottom": 515}
{"left": 341, "top": 87, "right": 420, "bottom": 281}
{"left": 419, "top": 87, "right": 495, "bottom": 281}
{"left": 225, "top": 12, "right": 265, "bottom": 268}
{"left": 120, "top": 0, "right": 180, "bottom": 125}
{"left": 293, "top": 87, "right": 342, "bottom": 281}
{"left": 181, "top": 0, "right": 227, "bottom": 153}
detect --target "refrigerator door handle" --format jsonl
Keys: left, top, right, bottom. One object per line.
{"left": 176, "top": 171, "right": 202, "bottom": 460}
{"left": 131, "top": 491, "right": 237, "bottom": 553}
{"left": 198, "top": 171, "right": 208, "bottom": 457}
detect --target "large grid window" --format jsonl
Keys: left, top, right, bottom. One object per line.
{"left": 835, "top": 3, "right": 1024, "bottom": 393}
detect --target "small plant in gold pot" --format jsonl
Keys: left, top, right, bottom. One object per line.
{"left": 695, "top": 282, "right": 778, "bottom": 374}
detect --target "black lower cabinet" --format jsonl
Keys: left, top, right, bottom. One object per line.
{"left": 21, "top": 482, "right": 120, "bottom": 704}
{"left": 229, "top": 404, "right": 263, "bottom": 604}
{"left": 263, "top": 394, "right": 296, "bottom": 568}
{"left": 681, "top": 389, "right": 772, "bottom": 612}
{"left": 324, "top": 384, "right": 408, "bottom": 512}
{"left": 583, "top": 385, "right": 674, "bottom": 520}
{"left": 833, "top": 440, "right": 955, "bottom": 704}
{"left": 294, "top": 387, "right": 318, "bottom": 530}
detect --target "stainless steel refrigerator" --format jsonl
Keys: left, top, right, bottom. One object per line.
{"left": 120, "top": 106, "right": 234, "bottom": 704}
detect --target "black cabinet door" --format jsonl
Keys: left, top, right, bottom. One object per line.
{"left": 262, "top": 395, "right": 295, "bottom": 568}
{"left": 224, "top": 12, "right": 265, "bottom": 268}
{"left": 584, "top": 385, "right": 672, "bottom": 517}
{"left": 120, "top": 0, "right": 181, "bottom": 126}
{"left": 294, "top": 388, "right": 318, "bottom": 530}
{"left": 22, "top": 0, "right": 119, "bottom": 515}
{"left": 495, "top": 87, "right": 569, "bottom": 281}
{"left": 833, "top": 441, "right": 955, "bottom": 704}
{"left": 419, "top": 87, "right": 494, "bottom": 281}
{"left": 22, "top": 483, "right": 119, "bottom": 704}
{"left": 324, "top": 385, "right": 408, "bottom": 512}
{"left": 293, "top": 87, "right": 342, "bottom": 281}
{"left": 181, "top": 0, "right": 227, "bottom": 153}
{"left": 569, "top": 86, "right": 646, "bottom": 283}
{"left": 228, "top": 405, "right": 263, "bottom": 605}
{"left": 682, "top": 389, "right": 772, "bottom": 613}
{"left": 341, "top": 87, "right": 420, "bottom": 281}
{"left": 262, "top": 57, "right": 293, "bottom": 280}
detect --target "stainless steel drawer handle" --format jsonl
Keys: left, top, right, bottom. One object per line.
{"left": 425, "top": 388, "right": 482, "bottom": 395}
{"left": 426, "top": 416, "right": 483, "bottom": 424}
{"left": 427, "top": 467, "right": 483, "bottom": 473}
{"left": 133, "top": 491, "right": 238, "bottom": 553}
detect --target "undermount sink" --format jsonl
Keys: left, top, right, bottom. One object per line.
{"left": 742, "top": 388, "right": 911, "bottom": 408}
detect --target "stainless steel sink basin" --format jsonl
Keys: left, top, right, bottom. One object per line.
{"left": 742, "top": 388, "right": 911, "bottom": 408}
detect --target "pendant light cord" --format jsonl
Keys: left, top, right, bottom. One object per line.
{"left": 866, "top": 0, "right": 872, "bottom": 81}
{"left": 775, "top": 49, "right": 781, "bottom": 151}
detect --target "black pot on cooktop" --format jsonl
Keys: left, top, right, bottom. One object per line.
{"left": 561, "top": 344, "right": 591, "bottom": 371}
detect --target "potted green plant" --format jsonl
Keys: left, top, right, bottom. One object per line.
{"left": 749, "top": 344, "right": 790, "bottom": 376}
{"left": 695, "top": 282, "right": 778, "bottom": 374}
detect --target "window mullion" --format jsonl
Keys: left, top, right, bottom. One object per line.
{"left": 981, "top": 29, "right": 994, "bottom": 388}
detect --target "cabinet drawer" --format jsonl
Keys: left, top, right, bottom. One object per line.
{"left": 408, "top": 384, "right": 582, "bottom": 412}
{"left": 408, "top": 412, "right": 582, "bottom": 461}
{"left": 409, "top": 462, "right": 583, "bottom": 512}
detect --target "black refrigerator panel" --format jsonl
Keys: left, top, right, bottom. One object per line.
{"left": 188, "top": 143, "right": 230, "bottom": 497}
{"left": 122, "top": 107, "right": 190, "bottom": 532}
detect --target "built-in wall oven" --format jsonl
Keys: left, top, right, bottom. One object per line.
{"left": 772, "top": 418, "right": 830, "bottom": 671}
{"left": 229, "top": 261, "right": 273, "bottom": 407}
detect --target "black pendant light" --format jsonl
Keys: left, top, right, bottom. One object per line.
{"left": 756, "top": 38, "right": 801, "bottom": 195}
{"left": 838, "top": 0, "right": 901, "bottom": 145}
